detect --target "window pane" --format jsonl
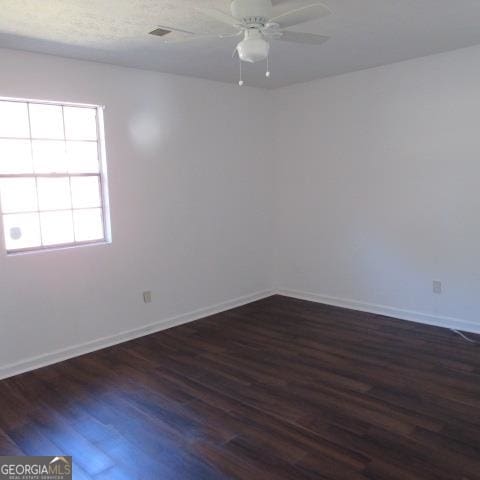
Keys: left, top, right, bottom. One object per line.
{"left": 0, "top": 178, "right": 37, "bottom": 213}
{"left": 3, "top": 212, "right": 41, "bottom": 251}
{"left": 0, "top": 101, "right": 30, "bottom": 138}
{"left": 67, "top": 141, "right": 99, "bottom": 173}
{"left": 40, "top": 210, "right": 74, "bottom": 246}
{"left": 32, "top": 140, "right": 67, "bottom": 173}
{"left": 0, "top": 139, "right": 33, "bottom": 174}
{"left": 29, "top": 104, "right": 64, "bottom": 139}
{"left": 70, "top": 176, "right": 101, "bottom": 209}
{"left": 0, "top": 99, "right": 108, "bottom": 253}
{"left": 37, "top": 177, "right": 71, "bottom": 211}
{"left": 73, "top": 208, "right": 104, "bottom": 242}
{"left": 64, "top": 107, "right": 97, "bottom": 140}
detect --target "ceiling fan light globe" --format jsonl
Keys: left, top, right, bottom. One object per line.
{"left": 237, "top": 36, "right": 270, "bottom": 63}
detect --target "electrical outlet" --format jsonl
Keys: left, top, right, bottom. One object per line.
{"left": 433, "top": 281, "right": 442, "bottom": 295}
{"left": 143, "top": 291, "right": 152, "bottom": 304}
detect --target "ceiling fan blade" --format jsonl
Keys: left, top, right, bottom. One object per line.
{"left": 271, "top": 0, "right": 324, "bottom": 15}
{"left": 196, "top": 7, "right": 242, "bottom": 27}
{"left": 269, "top": 3, "right": 330, "bottom": 28}
{"left": 275, "top": 30, "right": 330, "bottom": 45}
{"left": 163, "top": 32, "right": 241, "bottom": 44}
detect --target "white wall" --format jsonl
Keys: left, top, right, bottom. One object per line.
{"left": 273, "top": 45, "right": 480, "bottom": 333}
{"left": 3, "top": 43, "right": 480, "bottom": 378}
{"left": 0, "top": 48, "right": 274, "bottom": 377}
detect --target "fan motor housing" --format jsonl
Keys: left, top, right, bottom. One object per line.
{"left": 231, "top": 0, "right": 272, "bottom": 24}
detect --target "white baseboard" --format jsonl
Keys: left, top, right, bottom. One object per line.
{"left": 3, "top": 288, "right": 477, "bottom": 381}
{"left": 0, "top": 289, "right": 274, "bottom": 381}
{"left": 277, "top": 288, "right": 480, "bottom": 335}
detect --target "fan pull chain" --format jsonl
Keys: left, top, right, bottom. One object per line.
{"left": 239, "top": 58, "right": 244, "bottom": 86}
{"left": 266, "top": 55, "right": 271, "bottom": 78}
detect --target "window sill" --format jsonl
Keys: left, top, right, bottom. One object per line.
{"left": 6, "top": 239, "right": 112, "bottom": 257}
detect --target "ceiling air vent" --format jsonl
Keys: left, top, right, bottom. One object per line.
{"left": 149, "top": 28, "right": 172, "bottom": 37}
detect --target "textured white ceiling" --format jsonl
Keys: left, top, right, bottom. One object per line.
{"left": 2, "top": 0, "right": 480, "bottom": 88}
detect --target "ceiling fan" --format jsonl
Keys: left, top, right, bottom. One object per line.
{"left": 150, "top": 0, "right": 331, "bottom": 85}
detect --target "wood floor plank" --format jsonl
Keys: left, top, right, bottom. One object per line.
{"left": 1, "top": 295, "right": 479, "bottom": 479}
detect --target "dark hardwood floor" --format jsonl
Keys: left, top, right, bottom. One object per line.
{"left": 1, "top": 295, "right": 480, "bottom": 479}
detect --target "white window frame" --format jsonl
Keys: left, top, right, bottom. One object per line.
{"left": 0, "top": 97, "right": 112, "bottom": 255}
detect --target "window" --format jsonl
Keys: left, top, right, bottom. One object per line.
{"left": 0, "top": 98, "right": 111, "bottom": 254}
